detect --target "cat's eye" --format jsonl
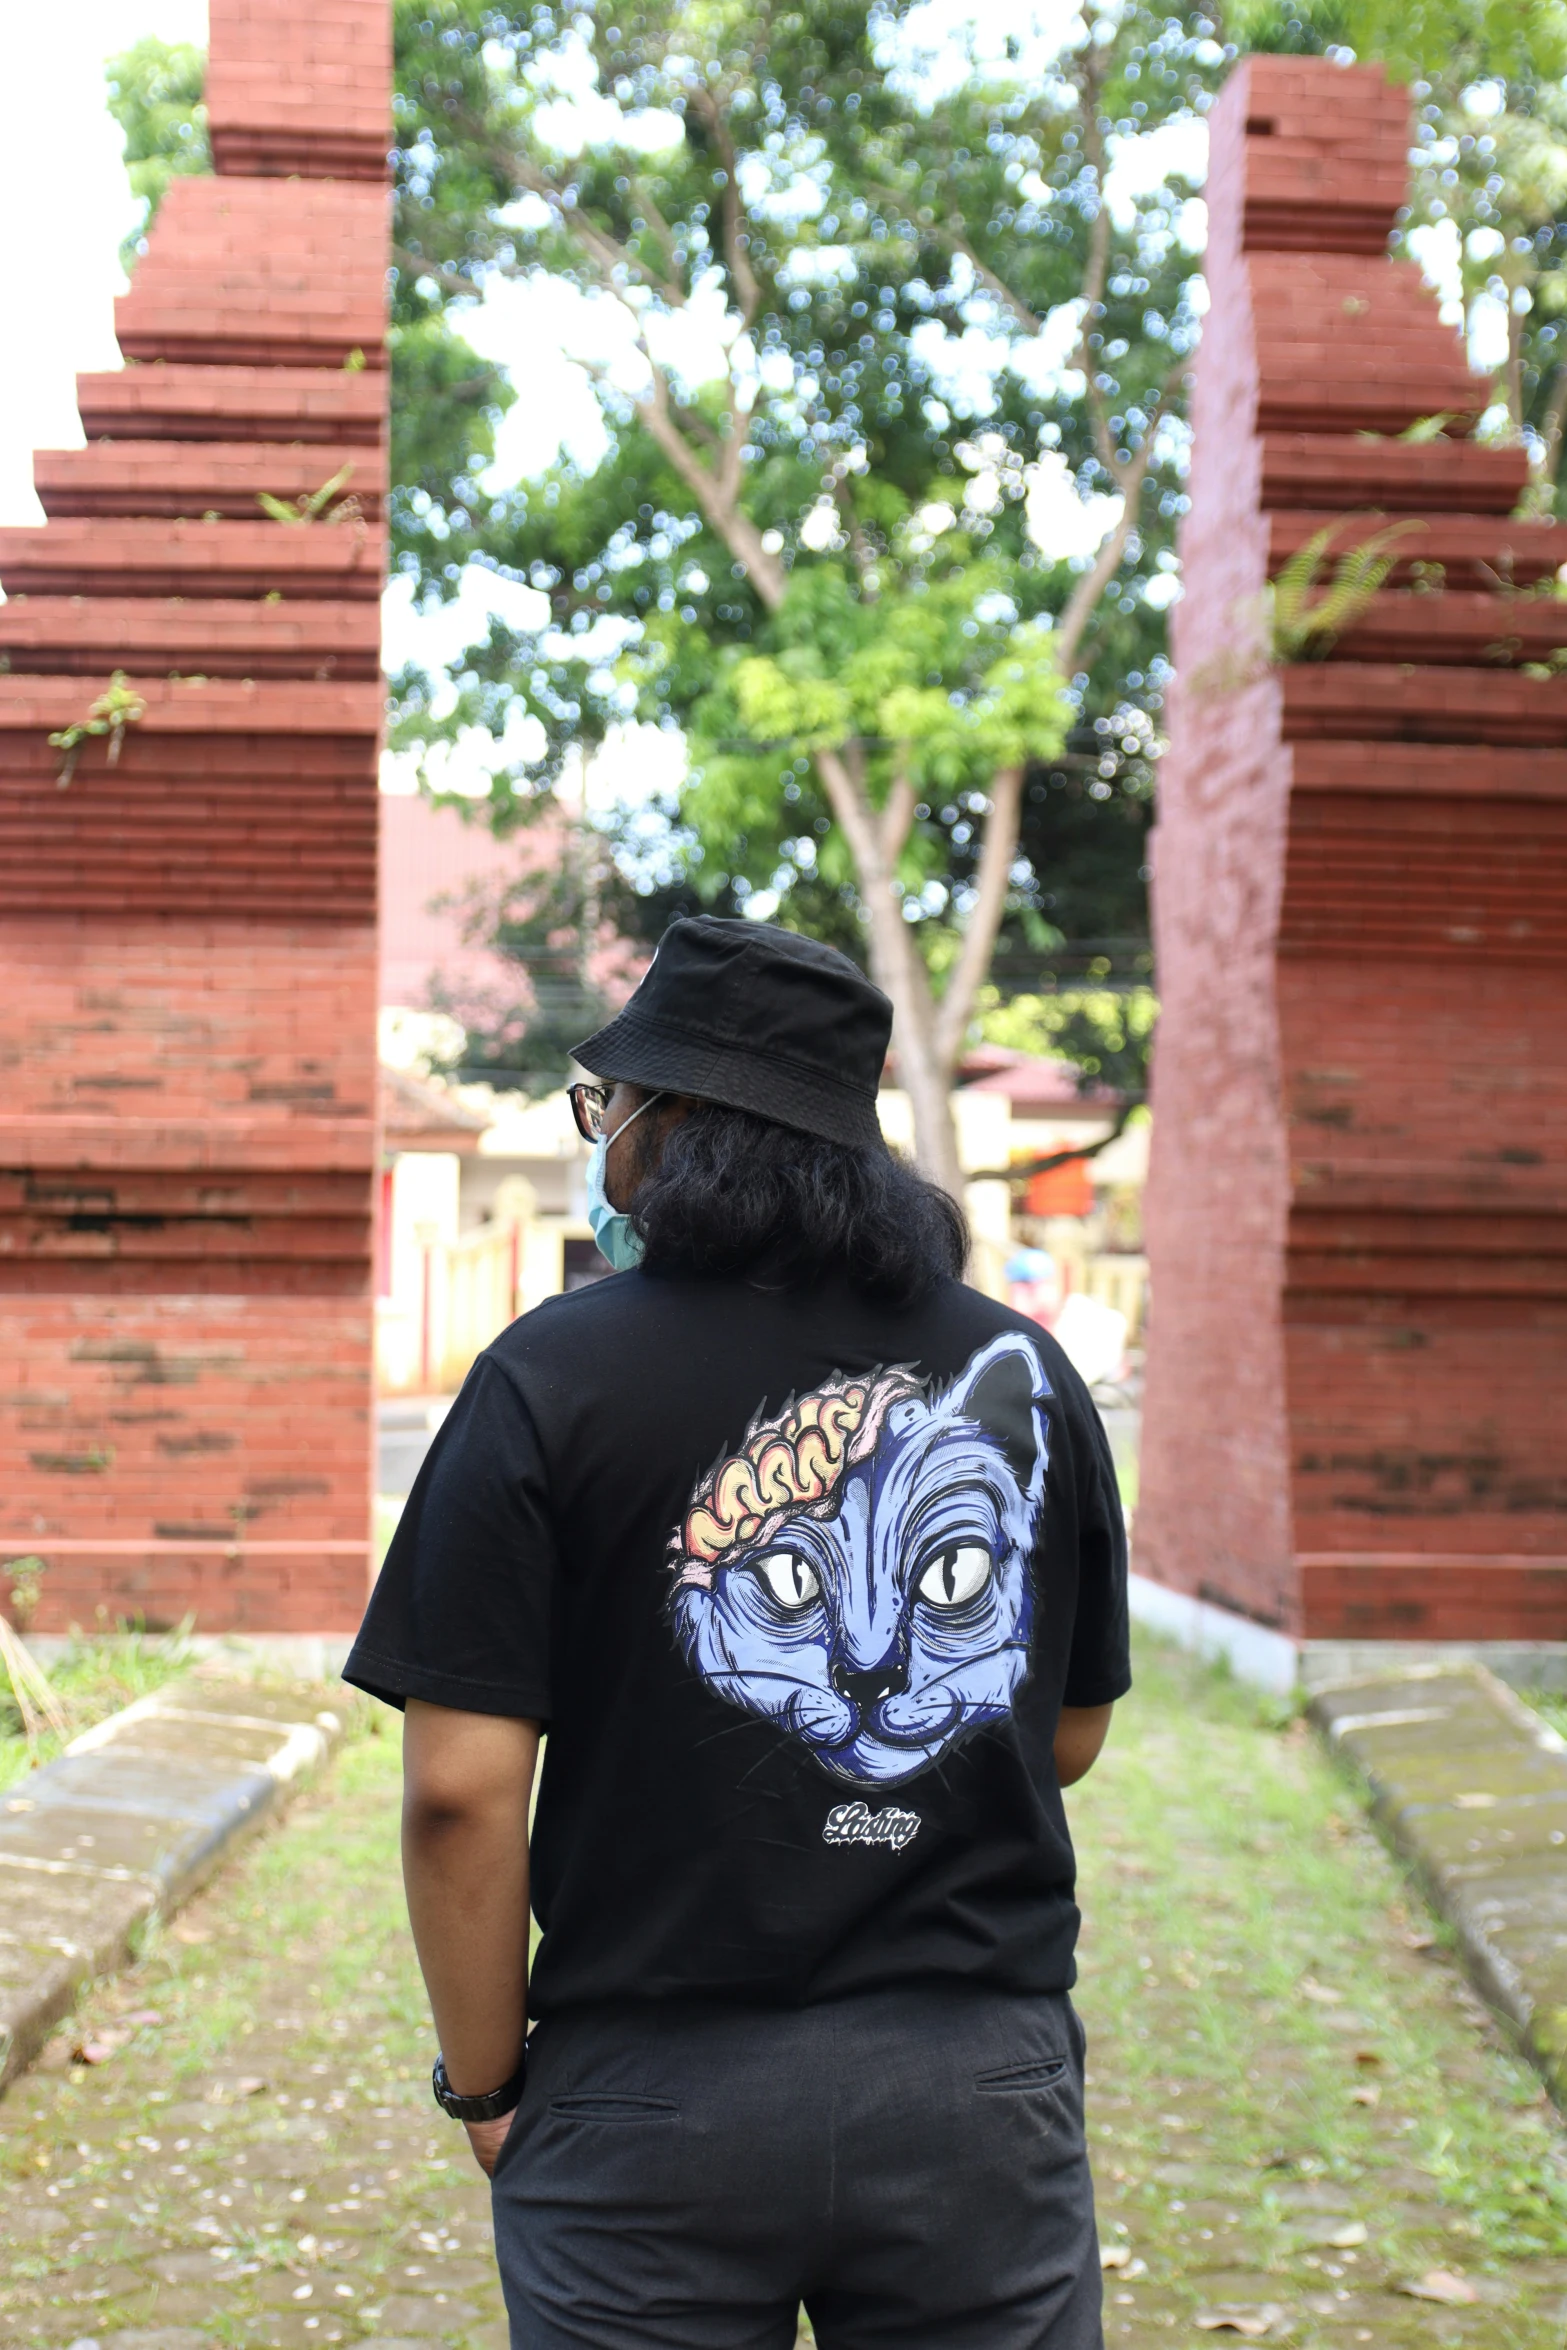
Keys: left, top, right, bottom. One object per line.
{"left": 916, "top": 1545, "right": 991, "bottom": 1607}
{"left": 752, "top": 1551, "right": 822, "bottom": 1608}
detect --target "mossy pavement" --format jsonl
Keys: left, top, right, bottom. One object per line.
{"left": 3, "top": 1635, "right": 1567, "bottom": 2349}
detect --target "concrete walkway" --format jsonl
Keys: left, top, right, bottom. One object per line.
{"left": 1312, "top": 1662, "right": 1567, "bottom": 2110}
{"left": 0, "top": 1678, "right": 344, "bottom": 2092}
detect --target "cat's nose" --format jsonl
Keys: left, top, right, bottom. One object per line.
{"left": 831, "top": 1658, "right": 909, "bottom": 1710}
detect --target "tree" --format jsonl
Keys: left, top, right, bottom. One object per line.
{"left": 106, "top": 38, "right": 209, "bottom": 273}
{"left": 387, "top": 0, "right": 1214, "bottom": 1192}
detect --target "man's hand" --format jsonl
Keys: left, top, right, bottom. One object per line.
{"left": 462, "top": 2110, "right": 518, "bottom": 2178}
{"left": 402, "top": 1702, "right": 540, "bottom": 2162}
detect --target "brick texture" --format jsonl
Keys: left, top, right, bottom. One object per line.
{"left": 1138, "top": 58, "right": 1567, "bottom": 1642}
{"left": 34, "top": 443, "right": 385, "bottom": 522}
{"left": 206, "top": 0, "right": 393, "bottom": 182}
{"left": 0, "top": 1, "right": 388, "bottom": 1633}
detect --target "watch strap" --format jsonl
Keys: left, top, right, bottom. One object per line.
{"left": 432, "top": 2047, "right": 527, "bottom": 2122}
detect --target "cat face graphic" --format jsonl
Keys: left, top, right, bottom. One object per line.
{"left": 670, "top": 1334, "right": 1051, "bottom": 1787}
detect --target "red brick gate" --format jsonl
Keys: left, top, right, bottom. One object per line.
{"left": 0, "top": 1, "right": 389, "bottom": 1635}
{"left": 1140, "top": 58, "right": 1567, "bottom": 1645}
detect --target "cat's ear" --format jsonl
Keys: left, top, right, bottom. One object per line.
{"left": 944, "top": 1334, "right": 1051, "bottom": 1499}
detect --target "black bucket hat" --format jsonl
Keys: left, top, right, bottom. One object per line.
{"left": 572, "top": 917, "right": 892, "bottom": 1150}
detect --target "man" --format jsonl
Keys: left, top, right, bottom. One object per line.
{"left": 345, "top": 915, "right": 1129, "bottom": 2350}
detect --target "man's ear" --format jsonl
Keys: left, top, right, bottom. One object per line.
{"left": 943, "top": 1333, "right": 1051, "bottom": 1499}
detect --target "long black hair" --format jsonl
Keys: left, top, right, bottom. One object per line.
{"left": 629, "top": 1101, "right": 967, "bottom": 1304}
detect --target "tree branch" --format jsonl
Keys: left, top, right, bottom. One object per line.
{"left": 866, "top": 191, "right": 1045, "bottom": 338}
{"left": 510, "top": 145, "right": 776, "bottom": 604}
{"left": 934, "top": 765, "right": 1024, "bottom": 1071}
{"left": 636, "top": 366, "right": 787, "bottom": 608}
{"left": 815, "top": 747, "right": 963, "bottom": 1196}
{"left": 879, "top": 769, "right": 917, "bottom": 864}
{"left": 967, "top": 1100, "right": 1140, "bottom": 1183}
{"left": 1051, "top": 366, "right": 1178, "bottom": 673}
{"left": 1071, "top": 49, "right": 1119, "bottom": 480}
{"left": 687, "top": 86, "right": 762, "bottom": 329}
{"left": 513, "top": 157, "right": 689, "bottom": 307}
{"left": 394, "top": 245, "right": 495, "bottom": 302}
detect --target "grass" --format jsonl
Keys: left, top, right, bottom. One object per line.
{"left": 1074, "top": 1634, "right": 1567, "bottom": 2345}
{"left": 1519, "top": 1689, "right": 1567, "bottom": 1745}
{"left": 0, "top": 1625, "right": 192, "bottom": 1792}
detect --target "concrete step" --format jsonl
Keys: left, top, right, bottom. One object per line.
{"left": 1311, "top": 1661, "right": 1567, "bottom": 2105}
{"left": 0, "top": 1676, "right": 347, "bottom": 2091}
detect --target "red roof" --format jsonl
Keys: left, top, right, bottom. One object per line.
{"left": 961, "top": 1055, "right": 1122, "bottom": 1111}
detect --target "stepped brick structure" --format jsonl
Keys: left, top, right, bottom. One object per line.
{"left": 0, "top": 0, "right": 389, "bottom": 1635}
{"left": 1140, "top": 58, "right": 1567, "bottom": 1646}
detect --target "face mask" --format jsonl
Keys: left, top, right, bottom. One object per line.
{"left": 585, "top": 1092, "right": 665, "bottom": 1271}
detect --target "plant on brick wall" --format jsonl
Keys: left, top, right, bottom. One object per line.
{"left": 1191, "top": 516, "right": 1427, "bottom": 692}
{"left": 256, "top": 464, "right": 361, "bottom": 527}
{"left": 1267, "top": 518, "right": 1428, "bottom": 660}
{"left": 47, "top": 673, "right": 147, "bottom": 788}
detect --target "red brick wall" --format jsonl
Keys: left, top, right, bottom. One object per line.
{"left": 1139, "top": 58, "right": 1567, "bottom": 1643}
{"left": 0, "top": 1297, "right": 372, "bottom": 1634}
{"left": 0, "top": 0, "right": 387, "bottom": 1633}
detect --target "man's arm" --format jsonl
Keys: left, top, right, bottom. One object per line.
{"left": 1055, "top": 1702, "right": 1114, "bottom": 1788}
{"left": 402, "top": 1700, "right": 540, "bottom": 2174}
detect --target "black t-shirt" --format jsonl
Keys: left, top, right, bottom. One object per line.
{"left": 345, "top": 1269, "right": 1129, "bottom": 2017}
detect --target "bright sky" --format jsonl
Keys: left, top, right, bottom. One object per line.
{"left": 4, "top": 3, "right": 209, "bottom": 527}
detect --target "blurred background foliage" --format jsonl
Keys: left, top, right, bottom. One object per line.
{"left": 107, "top": 0, "right": 1567, "bottom": 1098}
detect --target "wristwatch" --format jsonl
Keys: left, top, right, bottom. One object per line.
{"left": 431, "top": 2047, "right": 527, "bottom": 2122}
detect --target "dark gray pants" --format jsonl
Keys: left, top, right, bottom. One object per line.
{"left": 490, "top": 1983, "right": 1103, "bottom": 2349}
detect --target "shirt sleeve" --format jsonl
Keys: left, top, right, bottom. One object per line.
{"left": 1060, "top": 1371, "right": 1132, "bottom": 1710}
{"left": 343, "top": 1353, "right": 556, "bottom": 1720}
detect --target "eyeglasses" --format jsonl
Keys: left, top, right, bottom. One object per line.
{"left": 568, "top": 1082, "right": 612, "bottom": 1143}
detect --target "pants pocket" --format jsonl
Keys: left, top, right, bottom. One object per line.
{"left": 974, "top": 2056, "right": 1069, "bottom": 2094}
{"left": 548, "top": 2092, "right": 681, "bottom": 2124}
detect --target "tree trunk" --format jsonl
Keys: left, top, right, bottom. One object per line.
{"left": 814, "top": 747, "right": 966, "bottom": 1199}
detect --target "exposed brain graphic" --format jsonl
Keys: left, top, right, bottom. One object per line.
{"left": 670, "top": 1335, "right": 1052, "bottom": 1788}
{"left": 672, "top": 1367, "right": 923, "bottom": 1592}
